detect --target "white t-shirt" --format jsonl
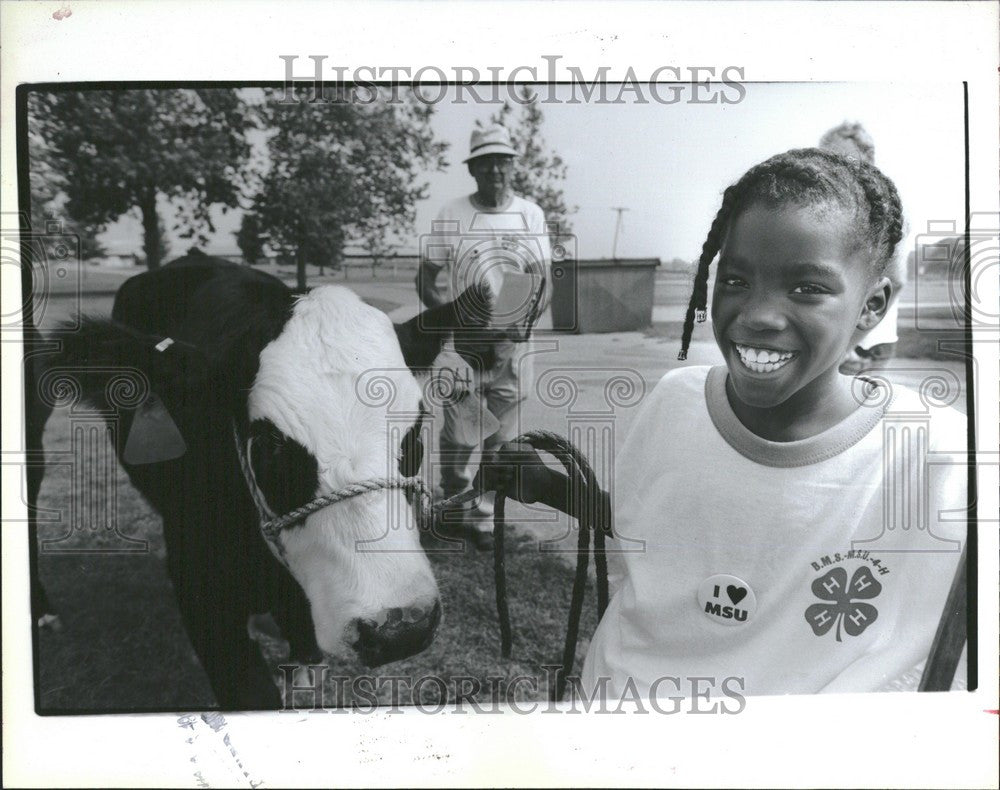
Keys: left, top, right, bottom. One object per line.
{"left": 423, "top": 194, "right": 551, "bottom": 302}
{"left": 581, "top": 365, "right": 967, "bottom": 699}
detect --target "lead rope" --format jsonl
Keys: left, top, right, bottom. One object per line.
{"left": 233, "top": 419, "right": 453, "bottom": 569}
{"left": 490, "top": 430, "right": 611, "bottom": 702}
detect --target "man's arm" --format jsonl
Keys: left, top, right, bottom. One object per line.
{"left": 474, "top": 444, "right": 611, "bottom": 531}
{"left": 416, "top": 260, "right": 447, "bottom": 309}
{"left": 528, "top": 203, "right": 553, "bottom": 316}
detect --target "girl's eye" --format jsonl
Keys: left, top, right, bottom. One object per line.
{"left": 720, "top": 276, "right": 748, "bottom": 288}
{"left": 791, "top": 283, "right": 829, "bottom": 295}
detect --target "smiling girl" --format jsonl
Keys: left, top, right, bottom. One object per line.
{"left": 479, "top": 148, "right": 968, "bottom": 698}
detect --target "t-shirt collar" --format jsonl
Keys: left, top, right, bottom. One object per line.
{"left": 704, "top": 365, "right": 892, "bottom": 467}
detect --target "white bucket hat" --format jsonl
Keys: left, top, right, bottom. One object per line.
{"left": 463, "top": 123, "right": 519, "bottom": 163}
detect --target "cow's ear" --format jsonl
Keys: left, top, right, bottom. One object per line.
{"left": 122, "top": 390, "right": 188, "bottom": 465}
{"left": 52, "top": 318, "right": 208, "bottom": 463}
{"left": 393, "top": 284, "right": 492, "bottom": 371}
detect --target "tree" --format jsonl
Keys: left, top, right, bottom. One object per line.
{"left": 489, "top": 88, "right": 576, "bottom": 241}
{"left": 30, "top": 88, "right": 255, "bottom": 269}
{"left": 359, "top": 215, "right": 396, "bottom": 278}
{"left": 27, "top": 122, "right": 107, "bottom": 260}
{"left": 248, "top": 87, "right": 447, "bottom": 290}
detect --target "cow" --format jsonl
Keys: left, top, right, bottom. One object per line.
{"left": 32, "top": 252, "right": 489, "bottom": 709}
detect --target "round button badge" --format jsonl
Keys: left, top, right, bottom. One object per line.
{"left": 697, "top": 574, "right": 757, "bottom": 626}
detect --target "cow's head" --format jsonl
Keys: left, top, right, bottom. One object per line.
{"left": 242, "top": 286, "right": 439, "bottom": 665}
{"left": 56, "top": 263, "right": 459, "bottom": 669}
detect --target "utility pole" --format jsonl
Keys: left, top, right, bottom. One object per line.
{"left": 611, "top": 207, "right": 629, "bottom": 260}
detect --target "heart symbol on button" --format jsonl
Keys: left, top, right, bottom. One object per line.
{"left": 727, "top": 585, "right": 747, "bottom": 605}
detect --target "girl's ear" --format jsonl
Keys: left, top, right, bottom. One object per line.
{"left": 857, "top": 276, "right": 893, "bottom": 331}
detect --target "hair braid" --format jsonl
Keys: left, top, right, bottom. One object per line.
{"left": 676, "top": 147, "right": 905, "bottom": 360}
{"left": 852, "top": 160, "right": 905, "bottom": 279}
{"left": 678, "top": 187, "right": 736, "bottom": 360}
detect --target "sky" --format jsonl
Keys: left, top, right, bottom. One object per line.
{"left": 98, "top": 82, "right": 967, "bottom": 262}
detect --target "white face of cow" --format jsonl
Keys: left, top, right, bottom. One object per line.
{"left": 247, "top": 286, "right": 440, "bottom": 666}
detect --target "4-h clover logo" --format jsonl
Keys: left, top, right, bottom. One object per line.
{"left": 805, "top": 566, "right": 882, "bottom": 642}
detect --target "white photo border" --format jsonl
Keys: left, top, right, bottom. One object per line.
{"left": 2, "top": 2, "right": 998, "bottom": 787}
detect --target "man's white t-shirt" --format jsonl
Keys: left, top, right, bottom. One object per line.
{"left": 423, "top": 194, "right": 551, "bottom": 304}
{"left": 581, "top": 365, "right": 967, "bottom": 699}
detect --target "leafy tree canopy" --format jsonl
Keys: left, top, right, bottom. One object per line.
{"left": 245, "top": 87, "right": 447, "bottom": 289}
{"left": 30, "top": 88, "right": 255, "bottom": 268}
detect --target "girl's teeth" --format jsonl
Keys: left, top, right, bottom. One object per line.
{"left": 735, "top": 344, "right": 794, "bottom": 373}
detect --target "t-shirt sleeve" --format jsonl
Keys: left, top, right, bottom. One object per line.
{"left": 421, "top": 204, "right": 457, "bottom": 272}
{"left": 529, "top": 202, "right": 552, "bottom": 266}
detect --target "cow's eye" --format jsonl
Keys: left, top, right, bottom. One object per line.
{"left": 398, "top": 423, "right": 424, "bottom": 478}
{"left": 248, "top": 418, "right": 318, "bottom": 516}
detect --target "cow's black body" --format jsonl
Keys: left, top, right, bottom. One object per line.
{"left": 79, "top": 258, "right": 315, "bottom": 708}
{"left": 32, "top": 253, "right": 480, "bottom": 709}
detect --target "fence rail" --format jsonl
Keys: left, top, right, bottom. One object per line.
{"left": 85, "top": 252, "right": 424, "bottom": 280}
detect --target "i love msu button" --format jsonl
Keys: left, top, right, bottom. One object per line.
{"left": 697, "top": 574, "right": 757, "bottom": 626}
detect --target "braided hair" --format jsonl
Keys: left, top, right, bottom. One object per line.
{"left": 677, "top": 148, "right": 904, "bottom": 361}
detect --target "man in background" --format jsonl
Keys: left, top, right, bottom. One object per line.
{"left": 417, "top": 123, "right": 551, "bottom": 549}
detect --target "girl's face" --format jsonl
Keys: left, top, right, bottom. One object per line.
{"left": 711, "top": 203, "right": 890, "bottom": 414}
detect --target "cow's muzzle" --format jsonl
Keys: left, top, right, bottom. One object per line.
{"left": 349, "top": 600, "right": 442, "bottom": 668}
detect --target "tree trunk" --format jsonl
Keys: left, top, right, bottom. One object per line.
{"left": 296, "top": 247, "right": 307, "bottom": 291}
{"left": 140, "top": 190, "right": 163, "bottom": 270}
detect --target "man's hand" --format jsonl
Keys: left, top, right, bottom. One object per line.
{"left": 474, "top": 442, "right": 553, "bottom": 505}
{"left": 416, "top": 261, "right": 447, "bottom": 309}
{"left": 433, "top": 351, "right": 474, "bottom": 401}
{"left": 474, "top": 440, "right": 612, "bottom": 530}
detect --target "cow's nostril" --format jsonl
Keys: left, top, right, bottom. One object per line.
{"left": 350, "top": 600, "right": 442, "bottom": 668}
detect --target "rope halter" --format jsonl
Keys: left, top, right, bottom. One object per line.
{"left": 231, "top": 420, "right": 433, "bottom": 567}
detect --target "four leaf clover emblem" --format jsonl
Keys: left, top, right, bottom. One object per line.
{"left": 805, "top": 566, "right": 882, "bottom": 642}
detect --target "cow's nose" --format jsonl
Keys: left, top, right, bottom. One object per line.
{"left": 350, "top": 600, "right": 442, "bottom": 668}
